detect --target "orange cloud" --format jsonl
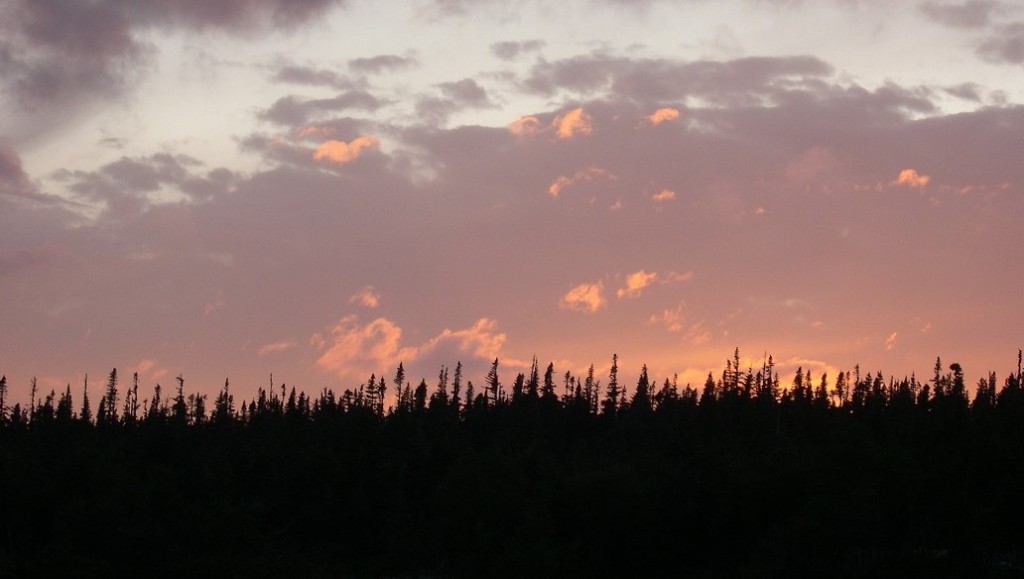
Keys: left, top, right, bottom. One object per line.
{"left": 314, "top": 315, "right": 415, "bottom": 378}
{"left": 548, "top": 164, "right": 610, "bottom": 196}
{"left": 891, "top": 168, "right": 930, "bottom": 188}
{"left": 508, "top": 115, "right": 543, "bottom": 136}
{"left": 554, "top": 107, "right": 594, "bottom": 139}
{"left": 652, "top": 189, "right": 676, "bottom": 202}
{"left": 349, "top": 286, "right": 381, "bottom": 308}
{"left": 684, "top": 321, "right": 711, "bottom": 346}
{"left": 664, "top": 271, "right": 694, "bottom": 283}
{"left": 134, "top": 358, "right": 169, "bottom": 381}
{"left": 419, "top": 317, "right": 506, "bottom": 362}
{"left": 313, "top": 135, "right": 379, "bottom": 164}
{"left": 313, "top": 316, "right": 519, "bottom": 382}
{"left": 617, "top": 270, "right": 658, "bottom": 298}
{"left": 560, "top": 282, "right": 606, "bottom": 313}
{"left": 259, "top": 340, "right": 296, "bottom": 356}
{"left": 548, "top": 166, "right": 615, "bottom": 197}
{"left": 645, "top": 107, "right": 680, "bottom": 126}
{"left": 297, "top": 125, "right": 334, "bottom": 139}
{"left": 885, "top": 331, "right": 898, "bottom": 351}
{"left": 647, "top": 303, "right": 685, "bottom": 332}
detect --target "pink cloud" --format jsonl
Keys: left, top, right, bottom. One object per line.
{"left": 892, "top": 168, "right": 931, "bottom": 188}
{"left": 554, "top": 107, "right": 594, "bottom": 139}
{"left": 885, "top": 331, "right": 899, "bottom": 351}
{"left": 313, "top": 135, "right": 379, "bottom": 164}
{"left": 314, "top": 315, "right": 416, "bottom": 379}
{"left": 560, "top": 282, "right": 606, "bottom": 313}
{"left": 548, "top": 166, "right": 615, "bottom": 197}
{"left": 617, "top": 270, "right": 658, "bottom": 298}
{"left": 647, "top": 302, "right": 686, "bottom": 332}
{"left": 651, "top": 188, "right": 676, "bottom": 202}
{"left": 644, "top": 107, "right": 681, "bottom": 126}
{"left": 418, "top": 317, "right": 507, "bottom": 362}
{"left": 259, "top": 340, "right": 296, "bottom": 357}
{"left": 508, "top": 115, "right": 543, "bottom": 136}
{"left": 349, "top": 286, "right": 381, "bottom": 308}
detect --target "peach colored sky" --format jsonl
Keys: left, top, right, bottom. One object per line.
{"left": 2, "top": 0, "right": 1023, "bottom": 404}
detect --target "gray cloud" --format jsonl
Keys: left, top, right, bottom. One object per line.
{"left": 0, "top": 0, "right": 349, "bottom": 132}
{"left": 943, "top": 82, "right": 983, "bottom": 100}
{"left": 978, "top": 22, "right": 1024, "bottom": 64}
{"left": 414, "top": 79, "right": 494, "bottom": 125}
{"left": 919, "top": 0, "right": 1002, "bottom": 28}
{"left": 349, "top": 54, "right": 419, "bottom": 75}
{"left": 260, "top": 91, "right": 387, "bottom": 126}
{"left": 56, "top": 153, "right": 236, "bottom": 219}
{"left": 491, "top": 40, "right": 545, "bottom": 60}
{"left": 0, "top": 142, "right": 40, "bottom": 200}
{"left": 271, "top": 64, "right": 353, "bottom": 89}
{"left": 521, "top": 53, "right": 835, "bottom": 106}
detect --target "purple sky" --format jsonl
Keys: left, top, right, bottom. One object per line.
{"left": 2, "top": 0, "right": 1023, "bottom": 404}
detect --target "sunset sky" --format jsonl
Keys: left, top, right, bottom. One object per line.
{"left": 2, "top": 0, "right": 1023, "bottom": 404}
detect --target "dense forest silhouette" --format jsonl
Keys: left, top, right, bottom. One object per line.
{"left": 3, "top": 349, "right": 1024, "bottom": 577}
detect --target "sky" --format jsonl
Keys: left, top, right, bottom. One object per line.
{"left": 2, "top": 0, "right": 1024, "bottom": 404}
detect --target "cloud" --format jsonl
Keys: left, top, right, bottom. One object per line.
{"left": 560, "top": 282, "right": 606, "bottom": 313}
{"left": 0, "top": 142, "right": 40, "bottom": 200}
{"left": 665, "top": 271, "right": 694, "bottom": 283}
{"left": 919, "top": 1, "right": 1001, "bottom": 29}
{"left": 349, "top": 286, "right": 381, "bottom": 308}
{"left": 891, "top": 168, "right": 931, "bottom": 188}
{"left": 313, "top": 315, "right": 513, "bottom": 382}
{"left": 259, "top": 340, "right": 296, "bottom": 356}
{"left": 418, "top": 317, "right": 507, "bottom": 363}
{"left": 785, "top": 147, "right": 843, "bottom": 184}
{"left": 644, "top": 107, "right": 681, "bottom": 126}
{"left": 548, "top": 166, "right": 615, "bottom": 197}
{"left": 261, "top": 91, "right": 385, "bottom": 126}
{"left": 56, "top": 153, "right": 234, "bottom": 217}
{"left": 416, "top": 79, "right": 494, "bottom": 125}
{"left": 617, "top": 270, "right": 658, "bottom": 298}
{"left": 508, "top": 115, "right": 543, "bottom": 136}
{"left": 651, "top": 189, "right": 676, "bottom": 202}
{"left": 314, "top": 315, "right": 416, "bottom": 379}
{"left": 978, "top": 23, "right": 1024, "bottom": 64}
{"left": 647, "top": 302, "right": 686, "bottom": 332}
{"left": 684, "top": 321, "right": 711, "bottom": 346}
{"left": 313, "top": 136, "right": 380, "bottom": 164}
{"left": 885, "top": 331, "right": 899, "bottom": 351}
{"left": 554, "top": 107, "right": 594, "bottom": 139}
{"left": 349, "top": 53, "right": 418, "bottom": 74}
{"left": 439, "top": 78, "right": 491, "bottom": 107}
{"left": 0, "top": 0, "right": 349, "bottom": 112}
{"left": 490, "top": 40, "right": 545, "bottom": 60}
{"left": 521, "top": 53, "right": 834, "bottom": 105}
{"left": 270, "top": 64, "right": 352, "bottom": 89}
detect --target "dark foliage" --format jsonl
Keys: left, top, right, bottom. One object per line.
{"left": 2, "top": 351, "right": 1024, "bottom": 577}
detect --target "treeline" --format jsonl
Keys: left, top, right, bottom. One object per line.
{"left": 3, "top": 350, "right": 1024, "bottom": 577}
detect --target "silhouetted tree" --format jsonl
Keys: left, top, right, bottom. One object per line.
{"left": 602, "top": 354, "right": 620, "bottom": 416}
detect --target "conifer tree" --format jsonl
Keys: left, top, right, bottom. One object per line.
{"left": 80, "top": 375, "right": 92, "bottom": 424}
{"left": 451, "top": 361, "right": 462, "bottom": 411}
{"left": 602, "top": 354, "right": 620, "bottom": 415}
{"left": 486, "top": 358, "right": 500, "bottom": 405}
{"left": 56, "top": 385, "right": 74, "bottom": 423}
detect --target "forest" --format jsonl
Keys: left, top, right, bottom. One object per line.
{"left": 3, "top": 349, "right": 1024, "bottom": 577}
